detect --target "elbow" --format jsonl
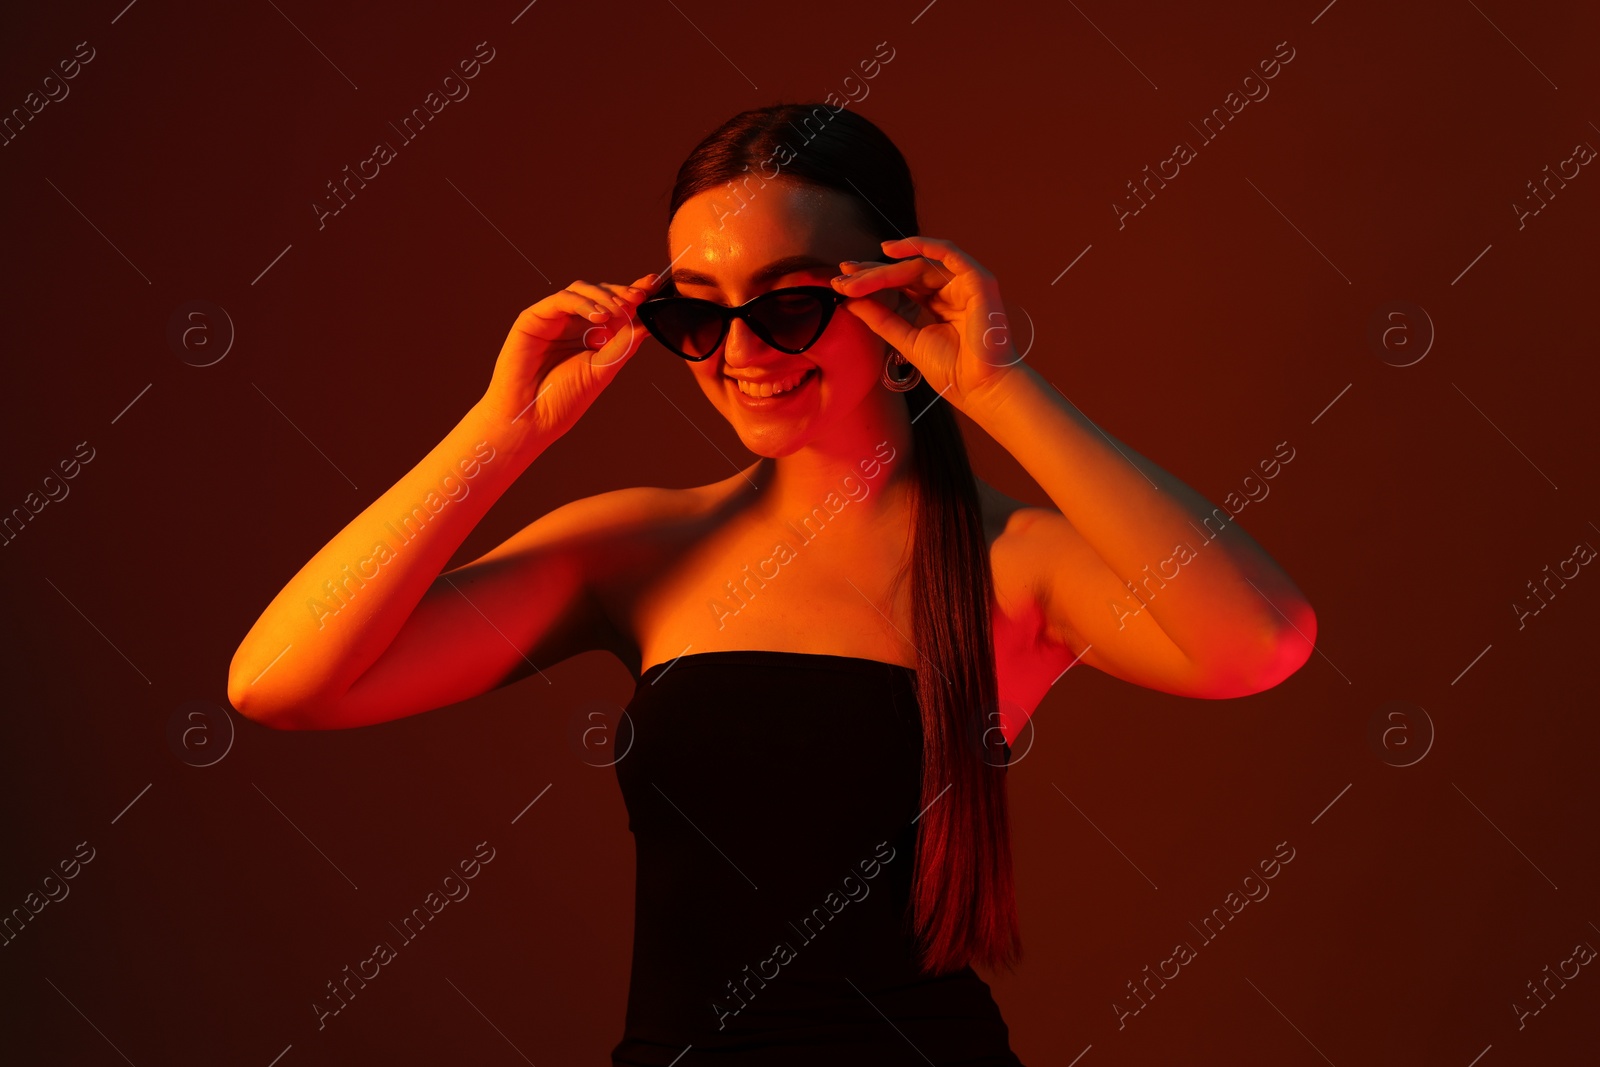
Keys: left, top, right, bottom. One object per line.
{"left": 1197, "top": 601, "right": 1318, "bottom": 698}
{"left": 227, "top": 683, "right": 291, "bottom": 729}
{"left": 1245, "top": 601, "right": 1318, "bottom": 694}
{"left": 227, "top": 640, "right": 334, "bottom": 730}
{"left": 1273, "top": 600, "right": 1318, "bottom": 683}
{"left": 227, "top": 673, "right": 322, "bottom": 731}
{"left": 227, "top": 660, "right": 282, "bottom": 729}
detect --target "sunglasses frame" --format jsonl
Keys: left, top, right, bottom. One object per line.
{"left": 636, "top": 284, "right": 850, "bottom": 362}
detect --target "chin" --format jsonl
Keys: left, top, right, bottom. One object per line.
{"left": 721, "top": 401, "right": 819, "bottom": 455}
{"left": 734, "top": 427, "right": 813, "bottom": 459}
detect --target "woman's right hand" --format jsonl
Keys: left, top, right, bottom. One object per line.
{"left": 479, "top": 271, "right": 664, "bottom": 442}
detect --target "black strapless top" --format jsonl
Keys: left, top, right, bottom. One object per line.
{"left": 610, "top": 649, "right": 1024, "bottom": 1066}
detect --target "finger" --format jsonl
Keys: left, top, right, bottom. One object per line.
{"left": 878, "top": 236, "right": 992, "bottom": 284}
{"left": 832, "top": 258, "right": 943, "bottom": 299}
{"left": 516, "top": 290, "right": 616, "bottom": 339}
{"left": 607, "top": 273, "right": 668, "bottom": 320}
{"left": 567, "top": 280, "right": 628, "bottom": 316}
{"left": 585, "top": 285, "right": 655, "bottom": 354}
{"left": 836, "top": 259, "right": 894, "bottom": 283}
{"left": 857, "top": 252, "right": 949, "bottom": 288}
{"left": 840, "top": 295, "right": 919, "bottom": 358}
{"left": 619, "top": 273, "right": 663, "bottom": 304}
{"left": 593, "top": 282, "right": 643, "bottom": 319}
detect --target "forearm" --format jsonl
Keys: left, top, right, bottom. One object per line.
{"left": 227, "top": 400, "right": 550, "bottom": 716}
{"left": 966, "top": 363, "right": 1313, "bottom": 664}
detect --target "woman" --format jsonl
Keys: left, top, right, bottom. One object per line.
{"left": 229, "top": 103, "right": 1316, "bottom": 1065}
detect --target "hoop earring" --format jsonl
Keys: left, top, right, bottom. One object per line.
{"left": 881, "top": 348, "right": 921, "bottom": 392}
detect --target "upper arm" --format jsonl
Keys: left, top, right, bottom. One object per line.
{"left": 309, "top": 488, "right": 659, "bottom": 729}
{"left": 991, "top": 505, "right": 1216, "bottom": 698}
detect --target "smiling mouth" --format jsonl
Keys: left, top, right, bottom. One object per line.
{"left": 729, "top": 368, "right": 816, "bottom": 397}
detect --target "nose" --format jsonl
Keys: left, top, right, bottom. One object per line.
{"left": 720, "top": 317, "right": 773, "bottom": 369}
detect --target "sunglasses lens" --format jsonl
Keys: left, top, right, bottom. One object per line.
{"left": 650, "top": 302, "right": 726, "bottom": 360}
{"left": 645, "top": 288, "right": 836, "bottom": 359}
{"left": 749, "top": 292, "right": 829, "bottom": 351}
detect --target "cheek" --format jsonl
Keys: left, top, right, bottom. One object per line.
{"left": 688, "top": 362, "right": 727, "bottom": 401}
{"left": 816, "top": 311, "right": 886, "bottom": 382}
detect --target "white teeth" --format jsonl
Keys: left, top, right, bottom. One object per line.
{"left": 735, "top": 370, "right": 811, "bottom": 397}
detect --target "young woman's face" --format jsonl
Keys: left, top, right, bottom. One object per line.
{"left": 665, "top": 178, "right": 907, "bottom": 458}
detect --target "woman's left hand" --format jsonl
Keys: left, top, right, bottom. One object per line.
{"left": 833, "top": 235, "right": 1024, "bottom": 413}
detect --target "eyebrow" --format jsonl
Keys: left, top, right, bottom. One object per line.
{"left": 669, "top": 254, "right": 838, "bottom": 290}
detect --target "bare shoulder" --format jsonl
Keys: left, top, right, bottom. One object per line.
{"left": 518, "top": 481, "right": 706, "bottom": 543}
{"left": 512, "top": 472, "right": 745, "bottom": 658}
{"left": 973, "top": 476, "right": 1036, "bottom": 543}
{"left": 973, "top": 475, "right": 1059, "bottom": 619}
{"left": 491, "top": 478, "right": 722, "bottom": 580}
{"left": 973, "top": 475, "right": 1074, "bottom": 646}
{"left": 969, "top": 476, "right": 1087, "bottom": 725}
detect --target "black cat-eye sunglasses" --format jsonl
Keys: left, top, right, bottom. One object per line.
{"left": 636, "top": 284, "right": 849, "bottom": 361}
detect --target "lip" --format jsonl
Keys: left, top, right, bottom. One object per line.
{"left": 728, "top": 367, "right": 817, "bottom": 407}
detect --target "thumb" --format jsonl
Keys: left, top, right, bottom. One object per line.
{"left": 842, "top": 297, "right": 918, "bottom": 358}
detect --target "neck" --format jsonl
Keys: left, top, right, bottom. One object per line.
{"left": 745, "top": 384, "right": 918, "bottom": 521}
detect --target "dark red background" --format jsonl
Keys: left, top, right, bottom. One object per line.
{"left": 3, "top": 1, "right": 1596, "bottom": 1063}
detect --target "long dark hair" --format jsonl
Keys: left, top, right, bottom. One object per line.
{"left": 666, "top": 102, "right": 1022, "bottom": 976}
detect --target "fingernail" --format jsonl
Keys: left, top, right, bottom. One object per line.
{"left": 840, "top": 260, "right": 859, "bottom": 266}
